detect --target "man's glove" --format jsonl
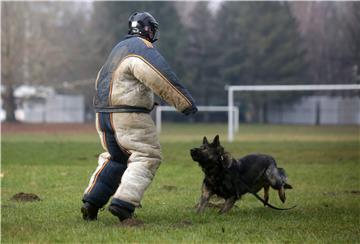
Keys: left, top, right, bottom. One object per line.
{"left": 182, "top": 106, "right": 198, "bottom": 116}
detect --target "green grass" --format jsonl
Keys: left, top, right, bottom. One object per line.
{"left": 1, "top": 124, "right": 360, "bottom": 243}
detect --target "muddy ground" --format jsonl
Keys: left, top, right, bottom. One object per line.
{"left": 2, "top": 123, "right": 95, "bottom": 135}
{"left": 11, "top": 192, "right": 41, "bottom": 202}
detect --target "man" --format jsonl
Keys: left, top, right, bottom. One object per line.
{"left": 81, "top": 12, "right": 197, "bottom": 222}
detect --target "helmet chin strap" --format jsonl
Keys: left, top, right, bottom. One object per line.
{"left": 144, "top": 26, "right": 158, "bottom": 43}
{"left": 129, "top": 26, "right": 157, "bottom": 43}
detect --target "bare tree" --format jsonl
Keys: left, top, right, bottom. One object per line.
{"left": 1, "top": 2, "right": 96, "bottom": 121}
{"left": 23, "top": 2, "right": 94, "bottom": 84}
{"left": 290, "top": 2, "right": 359, "bottom": 86}
{"left": 1, "top": 2, "right": 27, "bottom": 121}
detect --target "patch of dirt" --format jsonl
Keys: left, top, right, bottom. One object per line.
{"left": 172, "top": 220, "right": 193, "bottom": 228}
{"left": 118, "top": 218, "right": 144, "bottom": 227}
{"left": 2, "top": 122, "right": 95, "bottom": 135}
{"left": 11, "top": 192, "right": 41, "bottom": 202}
{"left": 162, "top": 185, "right": 177, "bottom": 191}
{"left": 76, "top": 157, "right": 89, "bottom": 161}
{"left": 345, "top": 190, "right": 360, "bottom": 195}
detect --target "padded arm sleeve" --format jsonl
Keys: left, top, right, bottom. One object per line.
{"left": 126, "top": 48, "right": 197, "bottom": 113}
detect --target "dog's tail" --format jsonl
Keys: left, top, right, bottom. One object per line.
{"left": 251, "top": 192, "right": 297, "bottom": 211}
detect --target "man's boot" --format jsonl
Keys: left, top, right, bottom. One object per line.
{"left": 108, "top": 204, "right": 133, "bottom": 221}
{"left": 81, "top": 202, "right": 99, "bottom": 221}
{"left": 108, "top": 198, "right": 135, "bottom": 221}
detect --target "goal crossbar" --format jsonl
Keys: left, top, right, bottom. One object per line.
{"left": 227, "top": 84, "right": 360, "bottom": 142}
{"left": 155, "top": 106, "right": 239, "bottom": 133}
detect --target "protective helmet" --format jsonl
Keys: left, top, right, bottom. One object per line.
{"left": 128, "top": 12, "right": 159, "bottom": 43}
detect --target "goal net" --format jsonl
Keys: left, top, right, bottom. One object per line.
{"left": 226, "top": 84, "right": 360, "bottom": 142}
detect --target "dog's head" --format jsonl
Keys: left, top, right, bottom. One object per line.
{"left": 277, "top": 168, "right": 292, "bottom": 189}
{"left": 190, "top": 135, "right": 231, "bottom": 171}
{"left": 274, "top": 167, "right": 293, "bottom": 203}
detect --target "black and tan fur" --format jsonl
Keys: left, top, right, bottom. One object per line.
{"left": 190, "top": 135, "right": 293, "bottom": 214}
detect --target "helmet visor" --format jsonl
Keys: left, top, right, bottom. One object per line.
{"left": 145, "top": 23, "right": 159, "bottom": 43}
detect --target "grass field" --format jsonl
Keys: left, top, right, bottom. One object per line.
{"left": 1, "top": 123, "right": 360, "bottom": 243}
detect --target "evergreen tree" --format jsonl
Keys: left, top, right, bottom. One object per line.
{"left": 216, "top": 2, "right": 308, "bottom": 122}
{"left": 181, "top": 2, "right": 222, "bottom": 106}
{"left": 337, "top": 3, "right": 360, "bottom": 85}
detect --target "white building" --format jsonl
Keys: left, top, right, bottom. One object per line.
{"left": 1, "top": 85, "right": 85, "bottom": 123}
{"left": 267, "top": 96, "right": 360, "bottom": 125}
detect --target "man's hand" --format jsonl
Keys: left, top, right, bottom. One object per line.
{"left": 183, "top": 106, "right": 198, "bottom": 116}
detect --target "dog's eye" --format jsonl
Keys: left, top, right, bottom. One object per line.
{"left": 201, "top": 145, "right": 208, "bottom": 150}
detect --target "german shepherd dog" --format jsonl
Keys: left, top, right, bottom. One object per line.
{"left": 190, "top": 135, "right": 294, "bottom": 213}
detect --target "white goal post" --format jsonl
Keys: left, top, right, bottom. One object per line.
{"left": 155, "top": 106, "right": 239, "bottom": 133}
{"left": 227, "top": 84, "right": 360, "bottom": 142}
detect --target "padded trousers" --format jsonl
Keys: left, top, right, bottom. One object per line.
{"left": 83, "top": 112, "right": 162, "bottom": 208}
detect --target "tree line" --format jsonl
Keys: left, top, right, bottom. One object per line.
{"left": 1, "top": 1, "right": 359, "bottom": 122}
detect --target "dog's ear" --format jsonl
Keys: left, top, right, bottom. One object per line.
{"left": 213, "top": 135, "right": 220, "bottom": 147}
{"left": 203, "top": 136, "right": 209, "bottom": 145}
